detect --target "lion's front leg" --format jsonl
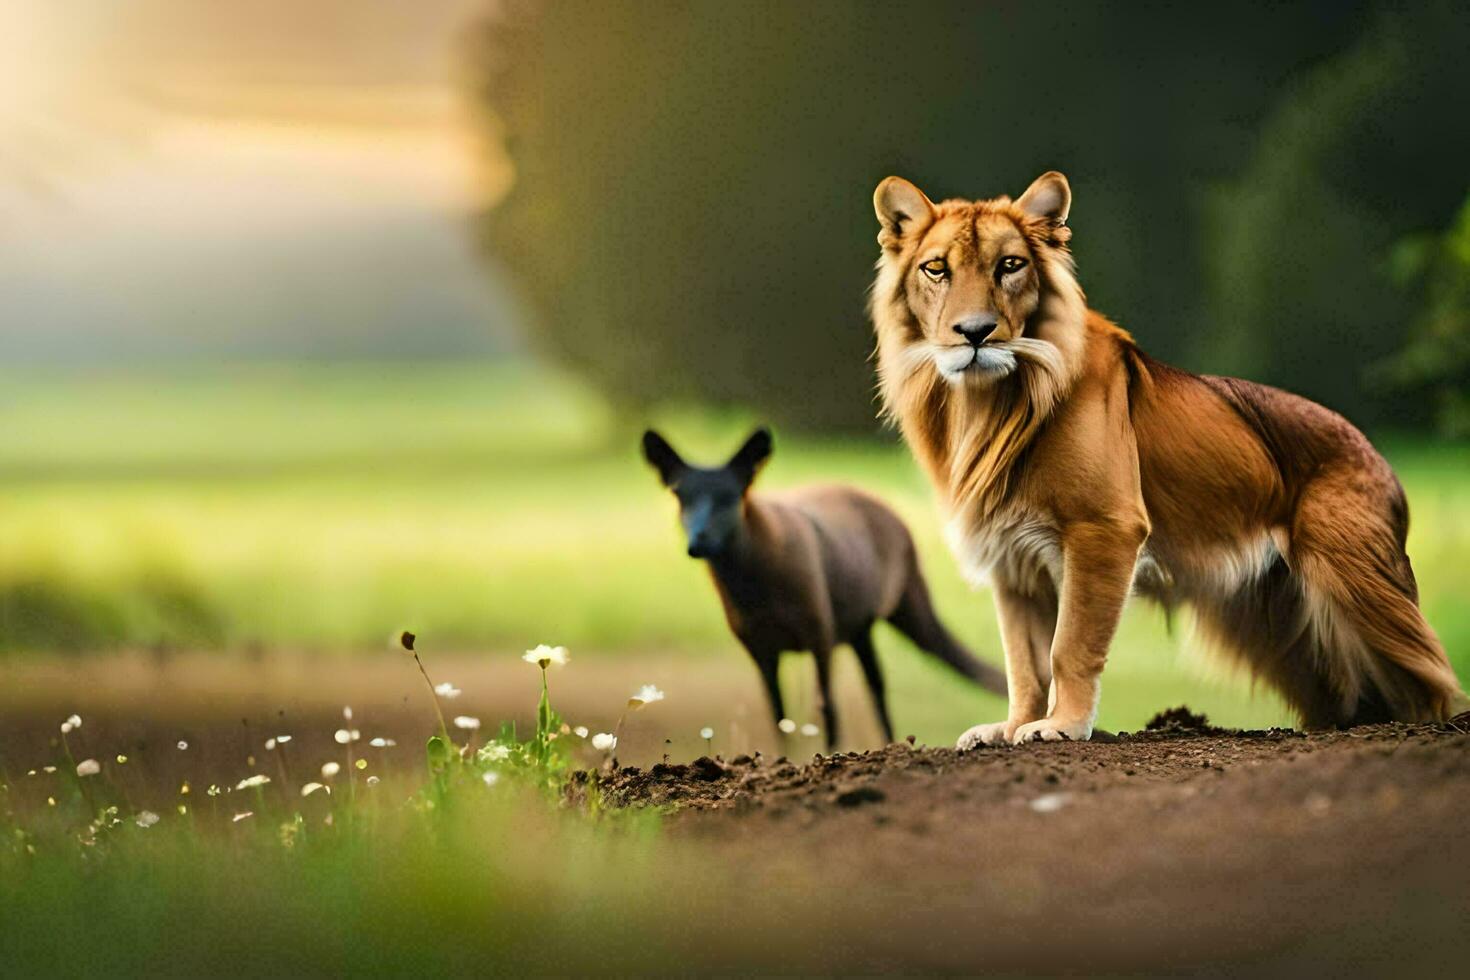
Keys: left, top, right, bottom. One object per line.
{"left": 1012, "top": 520, "right": 1143, "bottom": 745}
{"left": 957, "top": 578, "right": 1056, "bottom": 750}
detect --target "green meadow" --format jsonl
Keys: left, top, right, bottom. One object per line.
{"left": 1, "top": 362, "right": 1466, "bottom": 735}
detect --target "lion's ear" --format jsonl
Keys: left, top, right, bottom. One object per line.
{"left": 1017, "top": 171, "right": 1071, "bottom": 225}
{"left": 874, "top": 177, "right": 935, "bottom": 250}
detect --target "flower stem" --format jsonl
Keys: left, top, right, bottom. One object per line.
{"left": 413, "top": 651, "right": 450, "bottom": 742}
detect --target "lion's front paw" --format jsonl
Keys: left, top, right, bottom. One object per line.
{"left": 1011, "top": 717, "right": 1093, "bottom": 744}
{"left": 956, "top": 721, "right": 1013, "bottom": 751}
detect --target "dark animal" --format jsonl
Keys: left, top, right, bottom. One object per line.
{"left": 642, "top": 427, "right": 1006, "bottom": 747}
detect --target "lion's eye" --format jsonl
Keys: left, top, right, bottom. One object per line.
{"left": 920, "top": 259, "right": 948, "bottom": 280}
{"left": 998, "top": 256, "right": 1028, "bottom": 275}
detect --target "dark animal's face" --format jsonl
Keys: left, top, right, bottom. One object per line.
{"left": 641, "top": 428, "right": 772, "bottom": 559}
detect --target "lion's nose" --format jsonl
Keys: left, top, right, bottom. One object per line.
{"left": 953, "top": 317, "right": 998, "bottom": 347}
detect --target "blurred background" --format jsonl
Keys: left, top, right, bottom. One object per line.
{"left": 1, "top": 0, "right": 1466, "bottom": 757}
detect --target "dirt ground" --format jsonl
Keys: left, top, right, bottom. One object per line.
{"left": 6, "top": 654, "right": 1467, "bottom": 975}
{"left": 585, "top": 709, "right": 1470, "bottom": 976}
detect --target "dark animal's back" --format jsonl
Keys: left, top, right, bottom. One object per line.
{"left": 769, "top": 485, "right": 916, "bottom": 624}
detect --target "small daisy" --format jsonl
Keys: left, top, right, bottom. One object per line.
{"left": 177, "top": 740, "right": 189, "bottom": 751}
{"left": 778, "top": 718, "right": 797, "bottom": 734}
{"left": 522, "top": 644, "right": 569, "bottom": 669}
{"left": 482, "top": 771, "right": 500, "bottom": 788}
{"left": 75, "top": 759, "right": 101, "bottom": 777}
{"left": 573, "top": 726, "right": 589, "bottom": 739}
{"left": 453, "top": 716, "right": 481, "bottom": 732}
{"left": 320, "top": 761, "right": 341, "bottom": 779}
{"left": 366, "top": 775, "right": 380, "bottom": 786}
{"left": 700, "top": 726, "right": 715, "bottom": 740}
{"left": 333, "top": 728, "right": 361, "bottom": 745}
{"left": 232, "top": 811, "right": 254, "bottom": 823}
{"left": 135, "top": 811, "right": 161, "bottom": 828}
{"left": 300, "top": 782, "right": 328, "bottom": 797}
{"left": 628, "top": 684, "right": 665, "bottom": 709}
{"left": 236, "top": 774, "right": 271, "bottom": 790}
{"left": 591, "top": 732, "right": 618, "bottom": 751}
{"left": 479, "top": 744, "right": 511, "bottom": 762}
{"left": 369, "top": 737, "right": 397, "bottom": 748}
{"left": 434, "top": 681, "right": 462, "bottom": 699}
{"left": 800, "top": 723, "right": 820, "bottom": 737}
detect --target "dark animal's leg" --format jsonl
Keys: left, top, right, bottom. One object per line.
{"left": 753, "top": 650, "right": 785, "bottom": 735}
{"left": 851, "top": 629, "right": 894, "bottom": 744}
{"left": 813, "top": 648, "right": 838, "bottom": 749}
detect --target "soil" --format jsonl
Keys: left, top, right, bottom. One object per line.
{"left": 580, "top": 709, "right": 1470, "bottom": 976}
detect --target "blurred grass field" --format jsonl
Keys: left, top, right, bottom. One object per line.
{"left": 1, "top": 361, "right": 1466, "bottom": 737}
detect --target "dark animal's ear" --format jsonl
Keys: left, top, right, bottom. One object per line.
{"left": 641, "top": 430, "right": 685, "bottom": 486}
{"left": 873, "top": 177, "right": 935, "bottom": 251}
{"left": 727, "top": 427, "right": 773, "bottom": 485}
{"left": 1017, "top": 171, "right": 1071, "bottom": 226}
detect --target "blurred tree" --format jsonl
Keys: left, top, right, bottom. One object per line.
{"left": 1376, "top": 196, "right": 1470, "bottom": 436}
{"left": 467, "top": 0, "right": 1462, "bottom": 433}
{"left": 1199, "top": 2, "right": 1470, "bottom": 429}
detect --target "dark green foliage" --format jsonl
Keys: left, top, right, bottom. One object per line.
{"left": 1377, "top": 197, "right": 1470, "bottom": 436}
{"left": 470, "top": 1, "right": 1467, "bottom": 432}
{"left": 1199, "top": 3, "right": 1470, "bottom": 427}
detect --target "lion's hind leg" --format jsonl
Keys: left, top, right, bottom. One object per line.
{"left": 1288, "top": 466, "right": 1464, "bottom": 724}
{"left": 1191, "top": 467, "right": 1464, "bottom": 727}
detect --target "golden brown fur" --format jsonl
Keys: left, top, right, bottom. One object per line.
{"left": 870, "top": 172, "right": 1467, "bottom": 745}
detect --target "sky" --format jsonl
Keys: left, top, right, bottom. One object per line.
{"left": 0, "top": 0, "right": 518, "bottom": 363}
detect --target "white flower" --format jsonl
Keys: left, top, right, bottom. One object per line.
{"left": 75, "top": 759, "right": 101, "bottom": 777}
{"left": 135, "top": 811, "right": 161, "bottom": 828}
{"left": 628, "top": 684, "right": 665, "bottom": 709}
{"left": 232, "top": 811, "right": 254, "bottom": 823}
{"left": 573, "top": 726, "right": 589, "bottom": 739}
{"left": 61, "top": 714, "right": 81, "bottom": 734}
{"left": 275, "top": 735, "right": 292, "bottom": 744}
{"left": 778, "top": 718, "right": 797, "bottom": 734}
{"left": 800, "top": 723, "right": 820, "bottom": 737}
{"left": 434, "top": 681, "right": 462, "bottom": 699}
{"left": 478, "top": 744, "right": 511, "bottom": 763}
{"left": 343, "top": 706, "right": 353, "bottom": 721}
{"left": 366, "top": 775, "right": 380, "bottom": 786}
{"left": 522, "top": 644, "right": 569, "bottom": 668}
{"left": 320, "top": 762, "right": 341, "bottom": 779}
{"left": 177, "top": 740, "right": 188, "bottom": 751}
{"left": 482, "top": 771, "right": 500, "bottom": 788}
{"left": 265, "top": 738, "right": 276, "bottom": 751}
{"left": 236, "top": 774, "right": 271, "bottom": 790}
{"left": 333, "top": 729, "right": 361, "bottom": 744}
{"left": 453, "top": 716, "right": 481, "bottom": 731}
{"left": 700, "top": 727, "right": 715, "bottom": 740}
{"left": 369, "top": 737, "right": 397, "bottom": 748}
{"left": 300, "top": 782, "right": 328, "bottom": 797}
{"left": 591, "top": 732, "right": 617, "bottom": 751}
{"left": 43, "top": 766, "right": 56, "bottom": 774}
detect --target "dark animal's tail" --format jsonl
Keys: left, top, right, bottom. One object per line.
{"left": 888, "top": 570, "right": 1007, "bottom": 695}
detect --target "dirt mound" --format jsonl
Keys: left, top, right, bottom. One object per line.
{"left": 578, "top": 710, "right": 1470, "bottom": 974}
{"left": 583, "top": 710, "right": 1456, "bottom": 814}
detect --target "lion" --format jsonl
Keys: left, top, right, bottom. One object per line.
{"left": 869, "top": 171, "right": 1468, "bottom": 746}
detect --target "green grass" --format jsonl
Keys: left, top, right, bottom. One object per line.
{"left": 0, "top": 361, "right": 1466, "bottom": 734}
